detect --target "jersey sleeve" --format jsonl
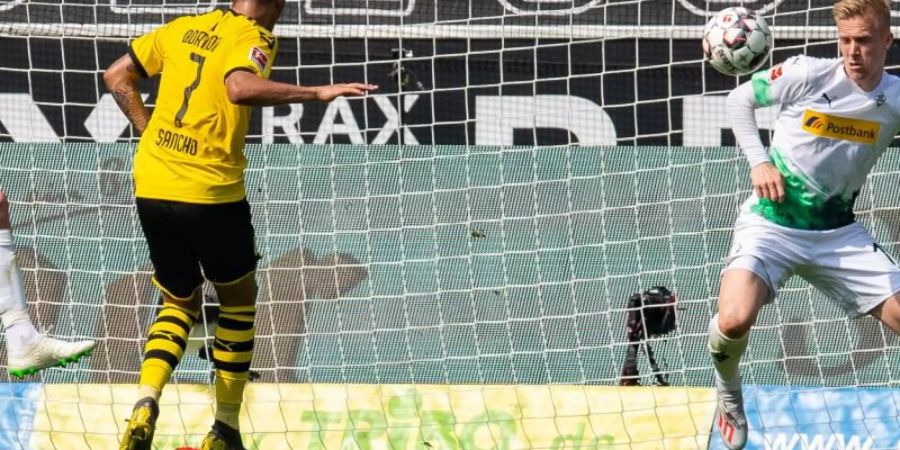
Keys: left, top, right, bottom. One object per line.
{"left": 129, "top": 23, "right": 169, "bottom": 78}
{"left": 749, "top": 55, "right": 812, "bottom": 107}
{"left": 727, "top": 82, "right": 770, "bottom": 167}
{"left": 224, "top": 28, "right": 277, "bottom": 80}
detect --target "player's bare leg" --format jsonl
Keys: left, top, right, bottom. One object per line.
{"left": 710, "top": 268, "right": 768, "bottom": 450}
{"left": 0, "top": 190, "right": 94, "bottom": 378}
{"left": 869, "top": 294, "right": 900, "bottom": 334}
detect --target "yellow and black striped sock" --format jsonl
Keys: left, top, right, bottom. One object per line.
{"left": 213, "top": 305, "right": 256, "bottom": 430}
{"left": 139, "top": 302, "right": 198, "bottom": 396}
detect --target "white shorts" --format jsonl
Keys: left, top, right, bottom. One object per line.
{"left": 722, "top": 212, "right": 900, "bottom": 317}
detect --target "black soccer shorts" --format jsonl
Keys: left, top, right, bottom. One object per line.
{"left": 135, "top": 197, "right": 258, "bottom": 299}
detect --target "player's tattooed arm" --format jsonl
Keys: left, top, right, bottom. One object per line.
{"left": 103, "top": 54, "right": 151, "bottom": 136}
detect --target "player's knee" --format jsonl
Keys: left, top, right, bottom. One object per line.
{"left": 716, "top": 311, "right": 753, "bottom": 339}
{"left": 714, "top": 298, "right": 757, "bottom": 338}
{"left": 213, "top": 271, "right": 258, "bottom": 307}
{"left": 715, "top": 291, "right": 758, "bottom": 337}
{"left": 717, "top": 269, "right": 768, "bottom": 338}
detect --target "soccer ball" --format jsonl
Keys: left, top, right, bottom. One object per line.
{"left": 703, "top": 7, "right": 773, "bottom": 76}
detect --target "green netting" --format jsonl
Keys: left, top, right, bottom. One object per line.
{"left": 0, "top": 143, "right": 896, "bottom": 387}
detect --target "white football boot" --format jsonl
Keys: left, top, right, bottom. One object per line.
{"left": 8, "top": 336, "right": 95, "bottom": 378}
{"left": 714, "top": 379, "right": 748, "bottom": 449}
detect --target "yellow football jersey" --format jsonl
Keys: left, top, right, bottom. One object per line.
{"left": 129, "top": 9, "right": 277, "bottom": 204}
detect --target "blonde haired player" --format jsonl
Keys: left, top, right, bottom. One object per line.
{"left": 103, "top": 0, "right": 376, "bottom": 447}
{"left": 0, "top": 190, "right": 94, "bottom": 378}
{"left": 712, "top": 0, "right": 900, "bottom": 448}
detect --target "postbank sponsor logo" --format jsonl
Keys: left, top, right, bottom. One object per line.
{"left": 801, "top": 109, "right": 879, "bottom": 144}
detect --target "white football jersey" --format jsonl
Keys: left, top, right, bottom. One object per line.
{"left": 742, "top": 55, "right": 900, "bottom": 229}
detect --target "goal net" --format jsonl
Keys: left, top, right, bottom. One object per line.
{"left": 1, "top": 1, "right": 899, "bottom": 449}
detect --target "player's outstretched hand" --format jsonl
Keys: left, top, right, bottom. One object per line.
{"left": 750, "top": 162, "right": 785, "bottom": 203}
{"left": 316, "top": 83, "right": 378, "bottom": 102}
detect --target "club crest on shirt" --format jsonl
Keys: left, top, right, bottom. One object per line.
{"left": 876, "top": 93, "right": 886, "bottom": 107}
{"left": 249, "top": 47, "right": 268, "bottom": 72}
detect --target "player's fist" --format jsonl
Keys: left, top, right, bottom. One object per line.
{"left": 750, "top": 162, "right": 785, "bottom": 203}
{"left": 316, "top": 83, "right": 378, "bottom": 102}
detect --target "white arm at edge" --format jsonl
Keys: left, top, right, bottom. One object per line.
{"left": 727, "top": 82, "right": 770, "bottom": 168}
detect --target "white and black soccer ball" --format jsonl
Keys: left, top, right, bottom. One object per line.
{"left": 703, "top": 7, "right": 773, "bottom": 76}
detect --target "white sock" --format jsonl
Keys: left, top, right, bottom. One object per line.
{"left": 4, "top": 317, "right": 41, "bottom": 350}
{"left": 708, "top": 314, "right": 749, "bottom": 391}
{"left": 0, "top": 229, "right": 41, "bottom": 350}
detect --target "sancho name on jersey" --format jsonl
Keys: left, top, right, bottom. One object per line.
{"left": 129, "top": 9, "right": 277, "bottom": 204}
{"left": 155, "top": 128, "right": 199, "bottom": 155}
